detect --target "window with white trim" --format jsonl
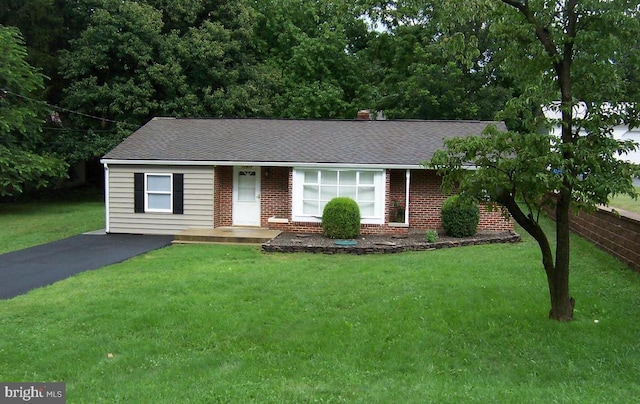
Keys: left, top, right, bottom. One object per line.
{"left": 292, "top": 168, "right": 384, "bottom": 224}
{"left": 145, "top": 173, "right": 172, "bottom": 212}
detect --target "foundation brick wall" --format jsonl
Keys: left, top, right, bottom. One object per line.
{"left": 268, "top": 221, "right": 412, "bottom": 236}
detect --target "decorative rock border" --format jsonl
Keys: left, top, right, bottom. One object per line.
{"left": 262, "top": 231, "right": 521, "bottom": 254}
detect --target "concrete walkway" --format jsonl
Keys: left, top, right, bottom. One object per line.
{"left": 0, "top": 233, "right": 173, "bottom": 299}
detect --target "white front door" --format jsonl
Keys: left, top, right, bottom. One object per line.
{"left": 232, "top": 167, "right": 261, "bottom": 226}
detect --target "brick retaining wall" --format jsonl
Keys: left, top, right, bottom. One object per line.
{"left": 548, "top": 206, "right": 640, "bottom": 272}
{"left": 571, "top": 207, "right": 640, "bottom": 272}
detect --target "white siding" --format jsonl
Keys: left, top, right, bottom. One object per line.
{"left": 107, "top": 165, "right": 214, "bottom": 235}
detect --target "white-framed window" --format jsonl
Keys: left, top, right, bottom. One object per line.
{"left": 145, "top": 173, "right": 172, "bottom": 212}
{"left": 292, "top": 168, "right": 385, "bottom": 224}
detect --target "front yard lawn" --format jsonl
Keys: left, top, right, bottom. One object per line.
{"left": 608, "top": 186, "right": 640, "bottom": 214}
{"left": 1, "top": 220, "right": 639, "bottom": 402}
{"left": 0, "top": 192, "right": 104, "bottom": 254}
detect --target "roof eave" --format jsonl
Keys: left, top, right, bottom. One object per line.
{"left": 99, "top": 158, "right": 430, "bottom": 170}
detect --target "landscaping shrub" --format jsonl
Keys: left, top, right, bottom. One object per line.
{"left": 441, "top": 195, "right": 479, "bottom": 237}
{"left": 322, "top": 197, "right": 361, "bottom": 239}
{"left": 425, "top": 229, "right": 439, "bottom": 243}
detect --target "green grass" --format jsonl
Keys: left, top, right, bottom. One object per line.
{"left": 609, "top": 186, "right": 640, "bottom": 214}
{"left": 1, "top": 216, "right": 639, "bottom": 402}
{"left": 0, "top": 192, "right": 104, "bottom": 254}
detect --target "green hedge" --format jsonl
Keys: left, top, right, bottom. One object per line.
{"left": 322, "top": 197, "right": 361, "bottom": 239}
{"left": 441, "top": 195, "right": 479, "bottom": 238}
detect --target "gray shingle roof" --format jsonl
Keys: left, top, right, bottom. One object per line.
{"left": 103, "top": 117, "right": 506, "bottom": 167}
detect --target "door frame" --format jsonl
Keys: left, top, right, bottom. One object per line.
{"left": 232, "top": 166, "right": 261, "bottom": 226}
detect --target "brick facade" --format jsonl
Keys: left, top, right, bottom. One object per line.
{"left": 406, "top": 170, "right": 513, "bottom": 232}
{"left": 214, "top": 166, "right": 514, "bottom": 235}
{"left": 213, "top": 166, "right": 233, "bottom": 227}
{"left": 407, "top": 170, "right": 445, "bottom": 229}
{"left": 389, "top": 169, "right": 407, "bottom": 223}
{"left": 260, "top": 166, "right": 291, "bottom": 225}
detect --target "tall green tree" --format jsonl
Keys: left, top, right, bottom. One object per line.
{"left": 0, "top": 25, "right": 67, "bottom": 196}
{"left": 0, "top": 0, "right": 113, "bottom": 170}
{"left": 56, "top": 0, "right": 272, "bottom": 163}
{"left": 428, "top": 0, "right": 640, "bottom": 321}
{"left": 60, "top": 0, "right": 184, "bottom": 125}
{"left": 254, "top": 0, "right": 376, "bottom": 118}
{"left": 362, "top": 0, "right": 513, "bottom": 120}
{"left": 60, "top": 0, "right": 272, "bottom": 124}
{"left": 369, "top": 26, "right": 512, "bottom": 120}
{"left": 0, "top": 0, "right": 65, "bottom": 102}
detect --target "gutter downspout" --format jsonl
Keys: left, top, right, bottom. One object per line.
{"left": 103, "top": 162, "right": 110, "bottom": 233}
{"left": 405, "top": 169, "right": 410, "bottom": 225}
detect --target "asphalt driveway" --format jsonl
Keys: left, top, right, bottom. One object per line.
{"left": 0, "top": 233, "right": 173, "bottom": 299}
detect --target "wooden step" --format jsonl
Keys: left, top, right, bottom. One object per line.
{"left": 173, "top": 227, "right": 281, "bottom": 245}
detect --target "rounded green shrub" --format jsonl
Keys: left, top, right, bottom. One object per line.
{"left": 322, "top": 197, "right": 361, "bottom": 239}
{"left": 441, "top": 195, "right": 479, "bottom": 238}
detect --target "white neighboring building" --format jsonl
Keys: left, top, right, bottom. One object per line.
{"left": 543, "top": 103, "right": 640, "bottom": 185}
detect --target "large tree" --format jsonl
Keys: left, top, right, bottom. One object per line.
{"left": 253, "top": 0, "right": 376, "bottom": 118}
{"left": 60, "top": 0, "right": 277, "bottom": 124}
{"left": 0, "top": 0, "right": 65, "bottom": 102}
{"left": 54, "top": 0, "right": 273, "bottom": 163}
{"left": 363, "top": 6, "right": 513, "bottom": 120}
{"left": 429, "top": 0, "right": 640, "bottom": 321}
{"left": 0, "top": 25, "right": 67, "bottom": 196}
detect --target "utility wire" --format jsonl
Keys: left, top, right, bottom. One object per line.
{"left": 42, "top": 126, "right": 122, "bottom": 133}
{"left": 1, "top": 88, "right": 138, "bottom": 127}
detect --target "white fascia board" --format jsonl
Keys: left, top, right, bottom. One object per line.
{"left": 99, "top": 159, "right": 429, "bottom": 170}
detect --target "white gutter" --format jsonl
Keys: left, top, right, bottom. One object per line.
{"left": 103, "top": 162, "right": 110, "bottom": 233}
{"left": 99, "top": 158, "right": 430, "bottom": 170}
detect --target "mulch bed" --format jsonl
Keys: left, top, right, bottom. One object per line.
{"left": 262, "top": 230, "right": 521, "bottom": 254}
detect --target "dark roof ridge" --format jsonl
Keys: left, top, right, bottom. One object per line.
{"left": 151, "top": 116, "right": 502, "bottom": 124}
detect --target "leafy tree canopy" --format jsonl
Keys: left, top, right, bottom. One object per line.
{"left": 0, "top": 0, "right": 64, "bottom": 101}
{"left": 426, "top": 0, "right": 640, "bottom": 321}
{"left": 361, "top": 0, "right": 514, "bottom": 120}
{"left": 253, "top": 0, "right": 376, "bottom": 118}
{"left": 52, "top": 0, "right": 273, "bottom": 162}
{"left": 2, "top": 0, "right": 519, "bottom": 173}
{"left": 0, "top": 25, "right": 67, "bottom": 196}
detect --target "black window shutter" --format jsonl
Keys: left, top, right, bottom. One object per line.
{"left": 173, "top": 173, "right": 184, "bottom": 214}
{"left": 134, "top": 173, "right": 144, "bottom": 213}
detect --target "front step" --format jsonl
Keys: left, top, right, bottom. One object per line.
{"left": 174, "top": 227, "right": 281, "bottom": 245}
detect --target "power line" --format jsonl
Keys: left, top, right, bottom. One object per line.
{"left": 1, "top": 88, "right": 139, "bottom": 127}
{"left": 42, "top": 126, "right": 122, "bottom": 133}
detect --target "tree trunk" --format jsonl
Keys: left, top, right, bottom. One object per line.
{"left": 498, "top": 192, "right": 574, "bottom": 320}
{"left": 500, "top": 0, "right": 579, "bottom": 321}
{"left": 549, "top": 4, "right": 576, "bottom": 320}
{"left": 547, "top": 189, "right": 575, "bottom": 321}
{"left": 548, "top": 274, "right": 575, "bottom": 321}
